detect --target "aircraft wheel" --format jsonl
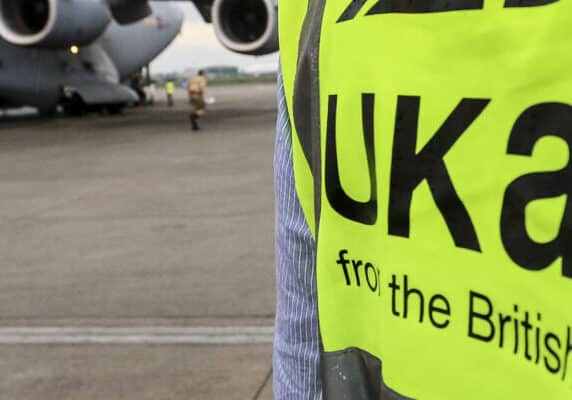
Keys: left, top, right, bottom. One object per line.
{"left": 106, "top": 104, "right": 125, "bottom": 115}
{"left": 62, "top": 95, "right": 87, "bottom": 117}
{"left": 38, "top": 107, "right": 58, "bottom": 117}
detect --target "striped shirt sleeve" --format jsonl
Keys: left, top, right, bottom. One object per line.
{"left": 273, "top": 74, "right": 322, "bottom": 400}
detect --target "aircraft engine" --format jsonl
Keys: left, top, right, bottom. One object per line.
{"left": 0, "top": 0, "right": 110, "bottom": 48}
{"left": 212, "top": 0, "right": 278, "bottom": 56}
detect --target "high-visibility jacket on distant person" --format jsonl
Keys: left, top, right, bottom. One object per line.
{"left": 279, "top": 0, "right": 572, "bottom": 398}
{"left": 165, "top": 81, "right": 175, "bottom": 95}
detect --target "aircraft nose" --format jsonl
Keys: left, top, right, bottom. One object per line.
{"left": 174, "top": 8, "right": 184, "bottom": 29}
{"left": 166, "top": 4, "right": 184, "bottom": 33}
{"left": 151, "top": 2, "right": 183, "bottom": 44}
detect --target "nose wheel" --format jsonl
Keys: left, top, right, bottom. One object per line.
{"left": 61, "top": 94, "right": 87, "bottom": 116}
{"left": 105, "top": 104, "right": 125, "bottom": 115}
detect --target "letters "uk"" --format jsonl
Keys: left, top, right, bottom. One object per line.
{"left": 325, "top": 94, "right": 572, "bottom": 279}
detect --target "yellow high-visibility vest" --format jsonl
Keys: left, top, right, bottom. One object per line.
{"left": 165, "top": 81, "right": 175, "bottom": 95}
{"left": 280, "top": 0, "right": 572, "bottom": 398}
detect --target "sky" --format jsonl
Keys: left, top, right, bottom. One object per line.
{"left": 151, "top": 3, "right": 279, "bottom": 74}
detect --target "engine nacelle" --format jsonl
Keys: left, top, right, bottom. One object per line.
{"left": 0, "top": 0, "right": 110, "bottom": 48}
{"left": 212, "top": 0, "right": 278, "bottom": 56}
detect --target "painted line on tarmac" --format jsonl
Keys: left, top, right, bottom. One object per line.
{"left": 0, "top": 326, "right": 274, "bottom": 345}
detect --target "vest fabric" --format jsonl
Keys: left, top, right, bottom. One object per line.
{"left": 165, "top": 81, "right": 175, "bottom": 95}
{"left": 280, "top": 1, "right": 572, "bottom": 398}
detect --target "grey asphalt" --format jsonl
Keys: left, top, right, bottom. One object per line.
{"left": 0, "top": 83, "right": 278, "bottom": 399}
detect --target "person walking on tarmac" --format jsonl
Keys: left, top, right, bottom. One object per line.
{"left": 165, "top": 80, "right": 175, "bottom": 107}
{"left": 188, "top": 70, "right": 207, "bottom": 131}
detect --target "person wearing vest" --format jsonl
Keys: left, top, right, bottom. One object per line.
{"left": 165, "top": 80, "right": 175, "bottom": 107}
{"left": 274, "top": 0, "right": 572, "bottom": 398}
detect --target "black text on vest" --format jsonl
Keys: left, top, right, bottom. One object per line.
{"left": 501, "top": 103, "right": 572, "bottom": 279}
{"left": 324, "top": 94, "right": 572, "bottom": 279}
{"left": 337, "top": 0, "right": 559, "bottom": 23}
{"left": 389, "top": 96, "right": 488, "bottom": 252}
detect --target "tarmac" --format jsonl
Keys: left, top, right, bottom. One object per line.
{"left": 0, "top": 83, "right": 278, "bottom": 399}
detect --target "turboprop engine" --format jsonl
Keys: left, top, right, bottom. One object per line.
{"left": 212, "top": 0, "right": 278, "bottom": 55}
{"left": 0, "top": 0, "right": 111, "bottom": 48}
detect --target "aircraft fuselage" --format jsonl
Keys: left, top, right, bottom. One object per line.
{"left": 0, "top": 2, "right": 182, "bottom": 111}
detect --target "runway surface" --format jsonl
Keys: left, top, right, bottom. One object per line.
{"left": 0, "top": 84, "right": 277, "bottom": 399}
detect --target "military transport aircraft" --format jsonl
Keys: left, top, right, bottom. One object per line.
{"left": 0, "top": 0, "right": 277, "bottom": 114}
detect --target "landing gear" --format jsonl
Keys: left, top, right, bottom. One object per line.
{"left": 105, "top": 103, "right": 125, "bottom": 115}
{"left": 38, "top": 107, "right": 58, "bottom": 117}
{"left": 61, "top": 94, "right": 86, "bottom": 117}
{"left": 58, "top": 84, "right": 133, "bottom": 117}
{"left": 59, "top": 98, "right": 126, "bottom": 117}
